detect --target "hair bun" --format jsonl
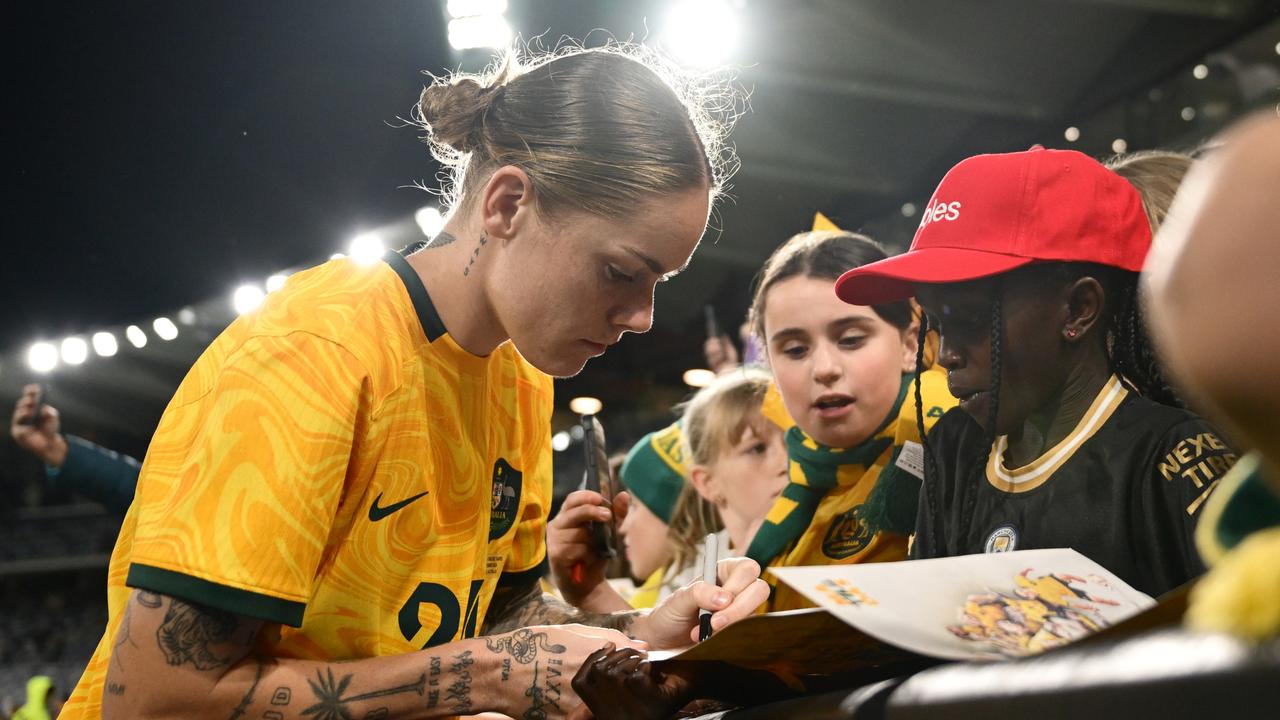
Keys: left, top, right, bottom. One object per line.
{"left": 416, "top": 76, "right": 496, "bottom": 155}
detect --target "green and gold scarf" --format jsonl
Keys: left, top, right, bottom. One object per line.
{"left": 746, "top": 375, "right": 919, "bottom": 567}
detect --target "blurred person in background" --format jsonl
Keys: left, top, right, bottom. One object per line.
{"left": 11, "top": 676, "right": 61, "bottom": 720}
{"left": 549, "top": 423, "right": 689, "bottom": 612}
{"left": 1143, "top": 113, "right": 1280, "bottom": 641}
{"left": 10, "top": 385, "right": 139, "bottom": 514}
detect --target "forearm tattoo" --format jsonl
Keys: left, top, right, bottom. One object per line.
{"left": 302, "top": 666, "right": 426, "bottom": 720}
{"left": 481, "top": 580, "right": 638, "bottom": 637}
{"left": 483, "top": 628, "right": 568, "bottom": 720}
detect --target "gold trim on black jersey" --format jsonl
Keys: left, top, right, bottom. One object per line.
{"left": 986, "top": 375, "right": 1128, "bottom": 493}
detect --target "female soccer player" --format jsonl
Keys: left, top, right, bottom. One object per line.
{"left": 66, "top": 46, "right": 767, "bottom": 720}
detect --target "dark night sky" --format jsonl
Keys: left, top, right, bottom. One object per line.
{"left": 5, "top": 2, "right": 454, "bottom": 352}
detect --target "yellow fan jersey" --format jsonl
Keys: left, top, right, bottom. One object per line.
{"left": 65, "top": 251, "right": 553, "bottom": 718}
{"left": 764, "top": 367, "right": 955, "bottom": 611}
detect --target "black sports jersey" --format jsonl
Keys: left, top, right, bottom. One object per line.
{"left": 911, "top": 375, "right": 1235, "bottom": 597}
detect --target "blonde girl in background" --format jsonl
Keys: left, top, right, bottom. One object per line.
{"left": 549, "top": 370, "right": 790, "bottom": 612}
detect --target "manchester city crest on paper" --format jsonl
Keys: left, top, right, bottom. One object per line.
{"left": 489, "top": 458, "right": 522, "bottom": 540}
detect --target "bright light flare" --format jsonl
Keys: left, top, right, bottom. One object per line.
{"left": 153, "top": 317, "right": 179, "bottom": 341}
{"left": 232, "top": 285, "right": 266, "bottom": 315}
{"left": 126, "top": 325, "right": 148, "bottom": 348}
{"left": 267, "top": 273, "right": 290, "bottom": 293}
{"left": 1064, "top": 126, "right": 1080, "bottom": 142}
{"left": 663, "top": 0, "right": 740, "bottom": 67}
{"left": 682, "top": 368, "right": 717, "bottom": 388}
{"left": 446, "top": 0, "right": 507, "bottom": 18}
{"left": 448, "top": 14, "right": 512, "bottom": 50}
{"left": 92, "top": 332, "right": 118, "bottom": 357}
{"left": 552, "top": 431, "right": 571, "bottom": 452}
{"left": 349, "top": 233, "right": 385, "bottom": 266}
{"left": 27, "top": 342, "right": 58, "bottom": 373}
{"left": 569, "top": 397, "right": 603, "bottom": 416}
{"left": 415, "top": 206, "right": 445, "bottom": 239}
{"left": 60, "top": 337, "right": 89, "bottom": 365}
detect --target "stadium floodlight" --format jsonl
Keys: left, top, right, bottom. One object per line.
{"left": 348, "top": 233, "right": 385, "bottom": 266}
{"left": 551, "top": 431, "right": 571, "bottom": 452}
{"left": 28, "top": 342, "right": 59, "bottom": 373}
{"left": 232, "top": 284, "right": 266, "bottom": 315}
{"left": 1064, "top": 126, "right": 1080, "bottom": 142}
{"left": 416, "top": 206, "right": 445, "bottom": 239}
{"left": 568, "top": 396, "right": 603, "bottom": 415}
{"left": 153, "top": 317, "right": 179, "bottom": 341}
{"left": 1192, "top": 63, "right": 1209, "bottom": 80}
{"left": 682, "top": 368, "right": 717, "bottom": 388}
{"left": 92, "top": 332, "right": 119, "bottom": 357}
{"left": 266, "top": 273, "right": 290, "bottom": 293}
{"left": 1111, "top": 138, "right": 1128, "bottom": 154}
{"left": 447, "top": 0, "right": 507, "bottom": 18}
{"left": 61, "top": 337, "right": 89, "bottom": 365}
{"left": 448, "top": 14, "right": 512, "bottom": 50}
{"left": 126, "top": 325, "right": 148, "bottom": 348}
{"left": 663, "top": 0, "right": 740, "bottom": 67}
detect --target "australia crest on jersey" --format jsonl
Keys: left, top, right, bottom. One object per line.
{"left": 489, "top": 458, "right": 522, "bottom": 540}
{"left": 822, "top": 505, "right": 874, "bottom": 559}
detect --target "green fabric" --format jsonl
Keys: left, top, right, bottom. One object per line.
{"left": 47, "top": 434, "right": 139, "bottom": 514}
{"left": 746, "top": 376, "right": 911, "bottom": 567}
{"left": 620, "top": 422, "right": 688, "bottom": 524}
{"left": 860, "top": 445, "right": 922, "bottom": 537}
{"left": 13, "top": 675, "right": 53, "bottom": 720}
{"left": 1214, "top": 455, "right": 1280, "bottom": 552}
{"left": 127, "top": 562, "right": 306, "bottom": 627}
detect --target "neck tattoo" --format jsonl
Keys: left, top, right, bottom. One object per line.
{"left": 428, "top": 231, "right": 457, "bottom": 249}
{"left": 462, "top": 232, "right": 488, "bottom": 277}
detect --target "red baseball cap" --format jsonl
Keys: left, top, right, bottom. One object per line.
{"left": 835, "top": 146, "right": 1152, "bottom": 305}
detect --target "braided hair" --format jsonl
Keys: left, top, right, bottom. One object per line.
{"left": 914, "top": 315, "right": 941, "bottom": 556}
{"left": 1106, "top": 273, "right": 1182, "bottom": 407}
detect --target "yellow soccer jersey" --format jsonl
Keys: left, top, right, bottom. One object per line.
{"left": 65, "top": 250, "right": 553, "bottom": 718}
{"left": 764, "top": 367, "right": 955, "bottom": 611}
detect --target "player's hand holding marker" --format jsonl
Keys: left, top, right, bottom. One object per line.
{"left": 635, "top": 556, "right": 769, "bottom": 648}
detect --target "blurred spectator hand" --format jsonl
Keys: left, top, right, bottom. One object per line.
{"left": 549, "top": 489, "right": 631, "bottom": 612}
{"left": 11, "top": 384, "right": 68, "bottom": 468}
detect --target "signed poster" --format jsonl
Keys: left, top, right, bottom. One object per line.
{"left": 769, "top": 548, "right": 1154, "bottom": 661}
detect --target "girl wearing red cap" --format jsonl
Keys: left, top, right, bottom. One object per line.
{"left": 836, "top": 148, "right": 1235, "bottom": 598}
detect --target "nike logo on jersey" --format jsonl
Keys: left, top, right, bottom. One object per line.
{"left": 368, "top": 491, "right": 429, "bottom": 522}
